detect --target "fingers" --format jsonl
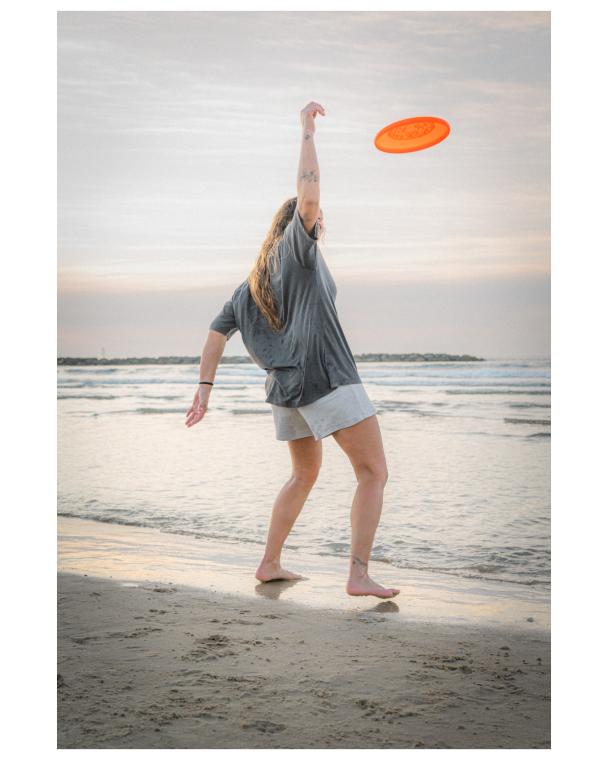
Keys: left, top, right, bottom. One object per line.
{"left": 303, "top": 101, "right": 326, "bottom": 116}
{"left": 185, "top": 404, "right": 207, "bottom": 427}
{"left": 186, "top": 383, "right": 210, "bottom": 426}
{"left": 185, "top": 410, "right": 205, "bottom": 428}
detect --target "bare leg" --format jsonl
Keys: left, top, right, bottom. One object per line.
{"left": 255, "top": 435, "right": 322, "bottom": 582}
{"left": 332, "top": 415, "right": 399, "bottom": 598}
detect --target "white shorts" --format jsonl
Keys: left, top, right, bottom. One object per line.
{"left": 271, "top": 383, "right": 377, "bottom": 441}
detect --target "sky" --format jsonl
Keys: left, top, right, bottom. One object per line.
{"left": 58, "top": 11, "right": 550, "bottom": 359}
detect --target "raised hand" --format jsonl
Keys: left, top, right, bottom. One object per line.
{"left": 300, "top": 101, "right": 326, "bottom": 134}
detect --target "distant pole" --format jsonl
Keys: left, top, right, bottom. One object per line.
{"left": 101, "top": 346, "right": 106, "bottom": 360}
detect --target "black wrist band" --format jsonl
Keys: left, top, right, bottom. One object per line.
{"left": 199, "top": 381, "right": 214, "bottom": 386}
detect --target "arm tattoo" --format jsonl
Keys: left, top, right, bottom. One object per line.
{"left": 303, "top": 132, "right": 312, "bottom": 140}
{"left": 298, "top": 170, "right": 319, "bottom": 183}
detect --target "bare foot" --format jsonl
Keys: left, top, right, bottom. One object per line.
{"left": 255, "top": 560, "right": 304, "bottom": 582}
{"left": 346, "top": 575, "right": 400, "bottom": 599}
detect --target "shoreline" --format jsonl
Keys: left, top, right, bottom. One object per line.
{"left": 58, "top": 515, "right": 549, "bottom": 632}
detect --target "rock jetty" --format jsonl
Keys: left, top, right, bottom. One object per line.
{"left": 58, "top": 353, "right": 483, "bottom": 366}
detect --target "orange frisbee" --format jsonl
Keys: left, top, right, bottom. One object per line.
{"left": 374, "top": 116, "right": 450, "bottom": 153}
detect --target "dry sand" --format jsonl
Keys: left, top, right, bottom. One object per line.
{"left": 58, "top": 570, "right": 550, "bottom": 749}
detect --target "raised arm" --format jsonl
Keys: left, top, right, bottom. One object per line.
{"left": 297, "top": 101, "right": 325, "bottom": 234}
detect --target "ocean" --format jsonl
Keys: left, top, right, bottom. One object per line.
{"left": 58, "top": 358, "right": 550, "bottom": 593}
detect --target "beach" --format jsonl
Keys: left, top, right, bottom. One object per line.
{"left": 57, "top": 518, "right": 550, "bottom": 749}
{"left": 58, "top": 358, "right": 550, "bottom": 748}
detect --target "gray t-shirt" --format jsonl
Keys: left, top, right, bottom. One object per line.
{"left": 209, "top": 208, "right": 361, "bottom": 407}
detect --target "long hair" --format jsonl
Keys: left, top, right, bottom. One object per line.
{"left": 247, "top": 196, "right": 298, "bottom": 333}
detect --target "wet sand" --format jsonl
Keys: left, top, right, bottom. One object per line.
{"left": 57, "top": 518, "right": 550, "bottom": 749}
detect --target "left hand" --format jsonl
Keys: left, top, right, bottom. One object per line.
{"left": 185, "top": 386, "right": 210, "bottom": 428}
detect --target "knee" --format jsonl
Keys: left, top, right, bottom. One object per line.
{"left": 356, "top": 463, "right": 389, "bottom": 487}
{"left": 291, "top": 464, "right": 321, "bottom": 488}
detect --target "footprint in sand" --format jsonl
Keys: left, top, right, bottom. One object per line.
{"left": 356, "top": 698, "right": 420, "bottom": 720}
{"left": 70, "top": 635, "right": 100, "bottom": 645}
{"left": 358, "top": 615, "right": 388, "bottom": 624}
{"left": 181, "top": 634, "right": 236, "bottom": 662}
{"left": 225, "top": 675, "right": 266, "bottom": 685}
{"left": 418, "top": 654, "right": 474, "bottom": 673}
{"left": 106, "top": 627, "right": 163, "bottom": 639}
{"left": 240, "top": 719, "right": 286, "bottom": 734}
{"left": 221, "top": 619, "right": 263, "bottom": 626}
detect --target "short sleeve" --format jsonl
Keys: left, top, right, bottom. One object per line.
{"left": 283, "top": 207, "right": 320, "bottom": 271}
{"left": 209, "top": 299, "right": 239, "bottom": 340}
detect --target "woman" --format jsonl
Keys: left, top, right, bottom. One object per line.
{"left": 186, "top": 102, "right": 399, "bottom": 600}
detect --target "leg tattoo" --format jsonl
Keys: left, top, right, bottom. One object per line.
{"left": 351, "top": 555, "right": 368, "bottom": 572}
